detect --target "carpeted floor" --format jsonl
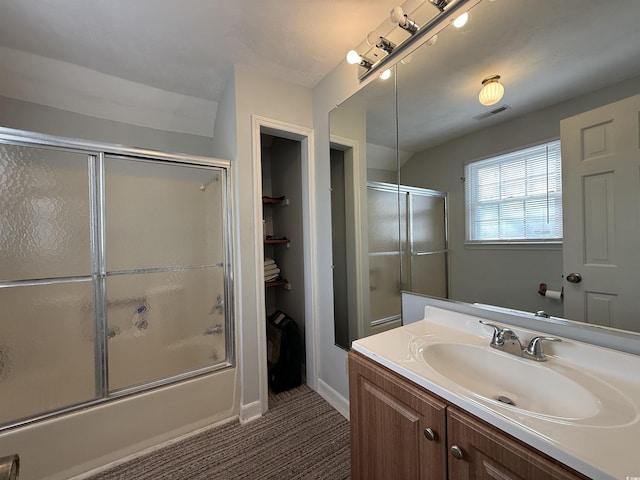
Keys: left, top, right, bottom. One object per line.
{"left": 84, "top": 385, "right": 351, "bottom": 479}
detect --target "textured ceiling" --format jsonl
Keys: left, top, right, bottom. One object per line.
{"left": 0, "top": 0, "right": 400, "bottom": 101}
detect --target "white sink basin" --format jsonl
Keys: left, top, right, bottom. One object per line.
{"left": 419, "top": 342, "right": 636, "bottom": 425}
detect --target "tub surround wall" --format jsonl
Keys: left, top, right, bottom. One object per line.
{"left": 0, "top": 369, "right": 237, "bottom": 480}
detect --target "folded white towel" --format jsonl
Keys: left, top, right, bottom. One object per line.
{"left": 264, "top": 266, "right": 280, "bottom": 276}
{"left": 264, "top": 258, "right": 276, "bottom": 267}
{"left": 265, "top": 273, "right": 280, "bottom": 282}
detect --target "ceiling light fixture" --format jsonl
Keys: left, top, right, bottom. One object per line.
{"left": 366, "top": 31, "right": 396, "bottom": 54}
{"left": 347, "top": 0, "right": 482, "bottom": 81}
{"left": 346, "top": 50, "right": 373, "bottom": 69}
{"left": 390, "top": 6, "right": 420, "bottom": 35}
{"left": 379, "top": 69, "right": 392, "bottom": 80}
{"left": 451, "top": 11, "right": 469, "bottom": 28}
{"left": 478, "top": 75, "right": 504, "bottom": 106}
{"left": 429, "top": 0, "right": 449, "bottom": 12}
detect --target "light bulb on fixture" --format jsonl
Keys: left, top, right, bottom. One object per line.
{"left": 379, "top": 69, "right": 392, "bottom": 80}
{"left": 346, "top": 50, "right": 373, "bottom": 69}
{"left": 428, "top": 0, "right": 449, "bottom": 12}
{"left": 366, "top": 30, "right": 396, "bottom": 54}
{"left": 390, "top": 6, "right": 420, "bottom": 34}
{"left": 451, "top": 11, "right": 469, "bottom": 28}
{"left": 400, "top": 54, "right": 412, "bottom": 65}
{"left": 425, "top": 34, "right": 438, "bottom": 46}
{"left": 478, "top": 75, "right": 504, "bottom": 106}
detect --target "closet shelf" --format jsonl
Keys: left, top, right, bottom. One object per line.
{"left": 264, "top": 237, "right": 290, "bottom": 245}
{"left": 266, "top": 279, "right": 288, "bottom": 288}
{"left": 262, "top": 196, "right": 289, "bottom": 206}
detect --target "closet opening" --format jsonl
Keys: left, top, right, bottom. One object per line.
{"left": 260, "top": 132, "right": 306, "bottom": 403}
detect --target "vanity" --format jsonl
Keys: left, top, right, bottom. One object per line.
{"left": 349, "top": 305, "right": 640, "bottom": 480}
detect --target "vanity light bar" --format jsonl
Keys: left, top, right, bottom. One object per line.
{"left": 357, "top": 0, "right": 482, "bottom": 82}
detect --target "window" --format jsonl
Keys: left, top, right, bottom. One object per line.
{"left": 465, "top": 140, "right": 562, "bottom": 243}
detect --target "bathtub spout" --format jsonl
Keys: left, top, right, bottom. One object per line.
{"left": 204, "top": 324, "right": 223, "bottom": 335}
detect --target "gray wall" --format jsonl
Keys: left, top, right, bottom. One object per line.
{"left": 400, "top": 75, "right": 640, "bottom": 317}
{"left": 0, "top": 95, "right": 213, "bottom": 157}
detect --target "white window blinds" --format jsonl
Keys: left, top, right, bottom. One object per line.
{"left": 465, "top": 140, "right": 562, "bottom": 243}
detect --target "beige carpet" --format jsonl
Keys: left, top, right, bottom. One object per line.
{"left": 85, "top": 385, "right": 351, "bottom": 479}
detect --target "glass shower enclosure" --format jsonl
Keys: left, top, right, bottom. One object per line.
{"left": 367, "top": 182, "right": 448, "bottom": 328}
{"left": 0, "top": 127, "right": 234, "bottom": 429}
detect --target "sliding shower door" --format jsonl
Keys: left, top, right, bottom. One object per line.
{"left": 0, "top": 143, "right": 97, "bottom": 425}
{"left": 367, "top": 183, "right": 402, "bottom": 327}
{"left": 104, "top": 157, "right": 229, "bottom": 392}
{"left": 403, "top": 188, "right": 448, "bottom": 299}
{"left": 0, "top": 128, "right": 234, "bottom": 429}
{"left": 366, "top": 182, "right": 448, "bottom": 330}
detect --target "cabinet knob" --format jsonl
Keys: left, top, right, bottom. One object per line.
{"left": 423, "top": 427, "right": 437, "bottom": 441}
{"left": 450, "top": 445, "right": 464, "bottom": 460}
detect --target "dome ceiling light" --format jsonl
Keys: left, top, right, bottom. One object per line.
{"left": 478, "top": 75, "right": 504, "bottom": 106}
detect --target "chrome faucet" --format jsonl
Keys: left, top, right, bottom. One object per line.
{"left": 480, "top": 321, "right": 524, "bottom": 357}
{"left": 523, "top": 336, "right": 561, "bottom": 361}
{"left": 480, "top": 321, "right": 561, "bottom": 361}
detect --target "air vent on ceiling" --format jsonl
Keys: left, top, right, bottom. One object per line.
{"left": 473, "top": 104, "right": 511, "bottom": 120}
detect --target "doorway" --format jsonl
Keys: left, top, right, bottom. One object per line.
{"left": 251, "top": 115, "right": 316, "bottom": 412}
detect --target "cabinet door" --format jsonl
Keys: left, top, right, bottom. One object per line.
{"left": 447, "top": 408, "right": 587, "bottom": 480}
{"left": 349, "top": 351, "right": 447, "bottom": 480}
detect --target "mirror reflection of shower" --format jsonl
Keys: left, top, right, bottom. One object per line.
{"left": 367, "top": 182, "right": 448, "bottom": 336}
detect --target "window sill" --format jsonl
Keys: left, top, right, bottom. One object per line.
{"left": 464, "top": 241, "right": 562, "bottom": 251}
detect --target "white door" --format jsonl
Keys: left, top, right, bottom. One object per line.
{"left": 561, "top": 93, "right": 640, "bottom": 330}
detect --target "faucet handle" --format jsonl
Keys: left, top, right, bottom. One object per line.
{"left": 479, "top": 320, "right": 503, "bottom": 345}
{"left": 524, "top": 336, "right": 561, "bottom": 362}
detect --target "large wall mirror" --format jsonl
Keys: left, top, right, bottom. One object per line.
{"left": 330, "top": 0, "right": 640, "bottom": 349}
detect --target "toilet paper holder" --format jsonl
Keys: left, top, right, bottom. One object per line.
{"left": 538, "top": 283, "right": 564, "bottom": 298}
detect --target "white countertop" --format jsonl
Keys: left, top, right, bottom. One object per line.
{"left": 352, "top": 305, "right": 640, "bottom": 480}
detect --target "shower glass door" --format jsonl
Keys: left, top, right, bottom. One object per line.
{"left": 0, "top": 143, "right": 97, "bottom": 426}
{"left": 104, "top": 157, "right": 229, "bottom": 392}
{"left": 0, "top": 128, "right": 234, "bottom": 430}
{"left": 366, "top": 183, "right": 448, "bottom": 330}
{"left": 404, "top": 187, "right": 448, "bottom": 299}
{"left": 367, "top": 183, "right": 402, "bottom": 327}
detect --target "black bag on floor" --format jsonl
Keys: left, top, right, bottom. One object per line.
{"left": 266, "top": 310, "right": 303, "bottom": 393}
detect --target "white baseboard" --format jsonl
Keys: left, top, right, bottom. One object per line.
{"left": 317, "top": 378, "right": 349, "bottom": 420}
{"left": 239, "top": 400, "right": 263, "bottom": 424}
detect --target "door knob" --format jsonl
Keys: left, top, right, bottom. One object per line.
{"left": 566, "top": 272, "right": 582, "bottom": 283}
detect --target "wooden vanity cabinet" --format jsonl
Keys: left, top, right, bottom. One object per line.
{"left": 349, "top": 351, "right": 588, "bottom": 480}
{"left": 349, "top": 350, "right": 447, "bottom": 480}
{"left": 447, "top": 408, "right": 587, "bottom": 480}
